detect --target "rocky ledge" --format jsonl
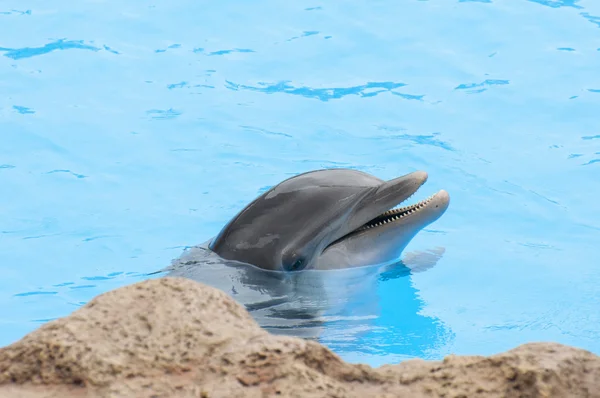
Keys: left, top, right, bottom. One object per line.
{"left": 0, "top": 277, "right": 598, "bottom": 397}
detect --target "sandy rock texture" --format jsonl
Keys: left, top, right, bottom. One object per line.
{"left": 0, "top": 277, "right": 599, "bottom": 397}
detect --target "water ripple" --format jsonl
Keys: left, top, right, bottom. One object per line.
{"left": 518, "top": 242, "right": 561, "bottom": 250}
{"left": 527, "top": 0, "right": 582, "bottom": 9}
{"left": 82, "top": 235, "right": 120, "bottom": 242}
{"left": 390, "top": 92, "right": 424, "bottom": 101}
{"left": 167, "top": 81, "right": 214, "bottom": 90}
{"left": 14, "top": 291, "right": 58, "bottom": 297}
{"left": 12, "top": 106, "right": 35, "bottom": 114}
{"left": 31, "top": 318, "right": 57, "bottom": 323}
{"left": 68, "top": 285, "right": 96, "bottom": 290}
{"left": 22, "top": 233, "right": 62, "bottom": 240}
{"left": 146, "top": 108, "right": 182, "bottom": 119}
{"left": 167, "top": 81, "right": 187, "bottom": 90}
{"left": 287, "top": 31, "right": 320, "bottom": 42}
{"left": 454, "top": 79, "right": 509, "bottom": 94}
{"left": 52, "top": 282, "right": 74, "bottom": 287}
{"left": 13, "top": 272, "right": 156, "bottom": 301}
{"left": 225, "top": 80, "right": 416, "bottom": 101}
{"left": 0, "top": 9, "right": 31, "bottom": 15}
{"left": 155, "top": 43, "right": 181, "bottom": 53}
{"left": 2, "top": 0, "right": 599, "bottom": 365}
{"left": 577, "top": 135, "right": 600, "bottom": 165}
{"left": 206, "top": 48, "right": 255, "bottom": 56}
{"left": 103, "top": 45, "right": 120, "bottom": 55}
{"left": 374, "top": 128, "right": 455, "bottom": 151}
{"left": 45, "top": 169, "right": 87, "bottom": 179}
{"left": 240, "top": 125, "right": 293, "bottom": 138}
{"left": 528, "top": 190, "right": 560, "bottom": 206}
{"left": 581, "top": 12, "right": 600, "bottom": 28}
{"left": 0, "top": 39, "right": 100, "bottom": 60}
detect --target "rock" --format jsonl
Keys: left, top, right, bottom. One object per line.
{"left": 0, "top": 277, "right": 598, "bottom": 397}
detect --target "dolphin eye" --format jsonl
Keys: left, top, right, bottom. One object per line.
{"left": 289, "top": 257, "right": 306, "bottom": 271}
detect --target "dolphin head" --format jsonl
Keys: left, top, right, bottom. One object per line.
{"left": 209, "top": 169, "right": 449, "bottom": 272}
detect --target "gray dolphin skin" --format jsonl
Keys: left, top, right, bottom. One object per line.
{"left": 208, "top": 168, "right": 449, "bottom": 271}
{"left": 165, "top": 168, "right": 450, "bottom": 341}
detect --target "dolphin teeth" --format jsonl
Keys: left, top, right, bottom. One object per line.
{"left": 357, "top": 191, "right": 440, "bottom": 231}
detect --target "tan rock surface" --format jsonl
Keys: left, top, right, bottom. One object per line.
{"left": 0, "top": 277, "right": 599, "bottom": 397}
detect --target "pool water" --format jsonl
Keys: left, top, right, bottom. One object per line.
{"left": 1, "top": 0, "right": 600, "bottom": 367}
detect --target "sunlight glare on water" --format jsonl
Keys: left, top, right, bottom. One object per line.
{"left": 1, "top": 0, "right": 600, "bottom": 367}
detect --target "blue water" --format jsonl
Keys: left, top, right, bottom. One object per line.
{"left": 1, "top": 0, "right": 600, "bottom": 367}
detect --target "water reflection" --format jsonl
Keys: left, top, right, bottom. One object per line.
{"left": 319, "top": 248, "right": 454, "bottom": 362}
{"left": 165, "top": 243, "right": 453, "bottom": 361}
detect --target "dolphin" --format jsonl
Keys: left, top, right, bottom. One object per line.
{"left": 164, "top": 168, "right": 450, "bottom": 343}
{"left": 208, "top": 168, "right": 449, "bottom": 271}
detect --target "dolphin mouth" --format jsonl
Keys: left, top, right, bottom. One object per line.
{"left": 326, "top": 188, "right": 448, "bottom": 248}
{"left": 355, "top": 190, "right": 445, "bottom": 231}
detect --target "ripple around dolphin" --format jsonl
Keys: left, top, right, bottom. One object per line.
{"left": 162, "top": 243, "right": 453, "bottom": 362}
{"left": 319, "top": 252, "right": 455, "bottom": 362}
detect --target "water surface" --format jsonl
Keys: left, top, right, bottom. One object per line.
{"left": 1, "top": 0, "right": 600, "bottom": 367}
